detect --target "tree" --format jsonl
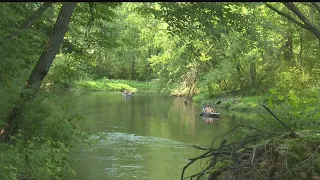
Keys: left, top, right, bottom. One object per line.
{"left": 0, "top": 2, "right": 54, "bottom": 47}
{"left": 265, "top": 2, "right": 320, "bottom": 45}
{"left": 3, "top": 2, "right": 77, "bottom": 142}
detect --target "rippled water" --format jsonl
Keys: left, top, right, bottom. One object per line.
{"left": 74, "top": 132, "right": 202, "bottom": 179}
{"left": 69, "top": 91, "right": 260, "bottom": 180}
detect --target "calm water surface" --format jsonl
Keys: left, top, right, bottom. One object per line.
{"left": 70, "top": 91, "right": 260, "bottom": 180}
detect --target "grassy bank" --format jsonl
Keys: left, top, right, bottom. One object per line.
{"left": 168, "top": 84, "right": 268, "bottom": 112}
{"left": 74, "top": 78, "right": 157, "bottom": 92}
{"left": 192, "top": 92, "right": 268, "bottom": 112}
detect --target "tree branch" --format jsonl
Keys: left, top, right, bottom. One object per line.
{"left": 311, "top": 2, "right": 320, "bottom": 14}
{"left": 0, "top": 2, "right": 54, "bottom": 46}
{"left": 264, "top": 3, "right": 310, "bottom": 31}
{"left": 283, "top": 2, "right": 320, "bottom": 39}
{"left": 301, "top": 2, "right": 314, "bottom": 9}
{"left": 85, "top": 2, "right": 95, "bottom": 35}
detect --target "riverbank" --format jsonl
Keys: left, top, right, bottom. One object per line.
{"left": 178, "top": 89, "right": 268, "bottom": 112}
{"left": 73, "top": 79, "right": 266, "bottom": 113}
{"left": 195, "top": 95, "right": 268, "bottom": 112}
{"left": 74, "top": 78, "right": 157, "bottom": 92}
{"left": 182, "top": 129, "right": 320, "bottom": 179}
{"left": 169, "top": 86, "right": 268, "bottom": 112}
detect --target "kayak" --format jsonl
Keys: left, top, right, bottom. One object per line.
{"left": 200, "top": 112, "right": 220, "bottom": 118}
{"left": 122, "top": 92, "right": 134, "bottom": 96}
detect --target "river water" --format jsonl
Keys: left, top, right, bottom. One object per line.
{"left": 70, "top": 91, "right": 260, "bottom": 180}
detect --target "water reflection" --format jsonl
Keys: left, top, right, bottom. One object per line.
{"left": 202, "top": 117, "right": 220, "bottom": 124}
{"left": 123, "top": 93, "right": 133, "bottom": 103}
{"left": 70, "top": 91, "right": 261, "bottom": 180}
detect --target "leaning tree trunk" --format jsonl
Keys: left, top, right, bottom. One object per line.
{"left": 2, "top": 2, "right": 77, "bottom": 142}
{"left": 0, "top": 2, "right": 54, "bottom": 47}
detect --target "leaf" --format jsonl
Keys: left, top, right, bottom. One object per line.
{"left": 267, "top": 97, "right": 274, "bottom": 109}
{"left": 277, "top": 95, "right": 285, "bottom": 101}
{"left": 288, "top": 92, "right": 299, "bottom": 102}
{"left": 269, "top": 87, "right": 277, "bottom": 95}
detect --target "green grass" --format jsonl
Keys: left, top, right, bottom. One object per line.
{"left": 194, "top": 94, "right": 268, "bottom": 112}
{"left": 107, "top": 79, "right": 157, "bottom": 90}
{"left": 74, "top": 78, "right": 157, "bottom": 92}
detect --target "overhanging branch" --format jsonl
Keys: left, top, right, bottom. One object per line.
{"left": 284, "top": 2, "right": 320, "bottom": 39}
{"left": 311, "top": 2, "right": 320, "bottom": 14}
{"left": 264, "top": 3, "right": 309, "bottom": 31}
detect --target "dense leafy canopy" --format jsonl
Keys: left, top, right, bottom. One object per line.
{"left": 0, "top": 2, "right": 319, "bottom": 179}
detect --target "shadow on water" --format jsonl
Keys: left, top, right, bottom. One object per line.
{"left": 69, "top": 91, "right": 262, "bottom": 180}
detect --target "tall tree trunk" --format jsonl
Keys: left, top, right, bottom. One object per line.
{"left": 298, "top": 29, "right": 303, "bottom": 67}
{"left": 2, "top": 2, "right": 77, "bottom": 142}
{"left": 249, "top": 62, "right": 256, "bottom": 88}
{"left": 223, "top": 79, "right": 229, "bottom": 90}
{"left": 0, "top": 2, "right": 54, "bottom": 47}
{"left": 236, "top": 62, "right": 244, "bottom": 91}
{"left": 284, "top": 33, "right": 294, "bottom": 62}
{"left": 187, "top": 78, "right": 197, "bottom": 101}
{"left": 186, "top": 69, "right": 198, "bottom": 101}
{"left": 131, "top": 56, "right": 136, "bottom": 80}
{"left": 145, "top": 48, "right": 152, "bottom": 81}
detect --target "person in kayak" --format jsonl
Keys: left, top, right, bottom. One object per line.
{"left": 204, "top": 103, "right": 215, "bottom": 113}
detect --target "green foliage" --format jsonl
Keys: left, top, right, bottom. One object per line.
{"left": 267, "top": 85, "right": 320, "bottom": 130}
{"left": 45, "top": 54, "right": 84, "bottom": 90}
{"left": 0, "top": 93, "right": 86, "bottom": 179}
{"left": 0, "top": 3, "right": 51, "bottom": 88}
{"left": 274, "top": 67, "right": 315, "bottom": 93}
{"left": 75, "top": 78, "right": 137, "bottom": 92}
{"left": 1, "top": 2, "right": 320, "bottom": 179}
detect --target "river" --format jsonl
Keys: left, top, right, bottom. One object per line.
{"left": 70, "top": 91, "right": 260, "bottom": 180}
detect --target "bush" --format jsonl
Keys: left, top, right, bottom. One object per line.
{"left": 0, "top": 93, "right": 86, "bottom": 179}
{"left": 45, "top": 54, "right": 84, "bottom": 90}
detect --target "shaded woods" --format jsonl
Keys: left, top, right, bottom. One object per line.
{"left": 0, "top": 2, "right": 319, "bottom": 179}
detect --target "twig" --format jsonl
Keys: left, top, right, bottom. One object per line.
{"left": 192, "top": 145, "right": 212, "bottom": 151}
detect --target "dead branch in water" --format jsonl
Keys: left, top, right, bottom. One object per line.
{"left": 181, "top": 109, "right": 319, "bottom": 180}
{"left": 181, "top": 124, "right": 275, "bottom": 180}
